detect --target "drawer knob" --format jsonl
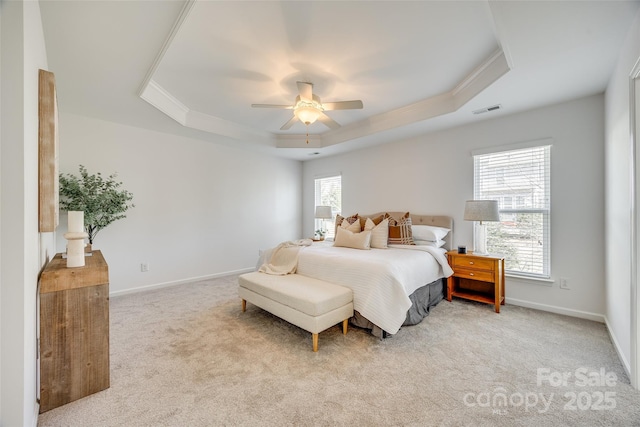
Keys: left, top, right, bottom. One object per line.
{"left": 469, "top": 261, "right": 474, "bottom": 265}
{"left": 469, "top": 272, "right": 474, "bottom": 276}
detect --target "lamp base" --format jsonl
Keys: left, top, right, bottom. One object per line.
{"left": 474, "top": 222, "right": 489, "bottom": 256}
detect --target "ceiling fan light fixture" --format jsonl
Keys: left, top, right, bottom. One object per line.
{"left": 294, "top": 105, "right": 321, "bottom": 125}
{"left": 252, "top": 82, "right": 361, "bottom": 132}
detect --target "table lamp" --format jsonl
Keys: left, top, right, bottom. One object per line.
{"left": 315, "top": 205, "right": 333, "bottom": 238}
{"left": 464, "top": 200, "right": 500, "bottom": 255}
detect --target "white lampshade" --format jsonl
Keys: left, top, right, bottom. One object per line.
{"left": 315, "top": 205, "right": 333, "bottom": 219}
{"left": 464, "top": 200, "right": 500, "bottom": 223}
{"left": 464, "top": 200, "right": 499, "bottom": 256}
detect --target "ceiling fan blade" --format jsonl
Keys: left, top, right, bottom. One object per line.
{"left": 297, "top": 81, "right": 313, "bottom": 102}
{"left": 251, "top": 104, "right": 293, "bottom": 109}
{"left": 322, "top": 100, "right": 363, "bottom": 111}
{"left": 280, "top": 115, "right": 298, "bottom": 130}
{"left": 317, "top": 112, "right": 340, "bottom": 130}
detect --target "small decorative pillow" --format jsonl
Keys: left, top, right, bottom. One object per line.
{"left": 358, "top": 214, "right": 384, "bottom": 231}
{"left": 385, "top": 212, "right": 415, "bottom": 245}
{"left": 335, "top": 213, "right": 359, "bottom": 235}
{"left": 340, "top": 217, "right": 362, "bottom": 233}
{"left": 411, "top": 225, "right": 450, "bottom": 242}
{"left": 364, "top": 217, "right": 389, "bottom": 249}
{"left": 333, "top": 227, "right": 372, "bottom": 250}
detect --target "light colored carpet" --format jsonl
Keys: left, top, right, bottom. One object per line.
{"left": 38, "top": 275, "right": 640, "bottom": 426}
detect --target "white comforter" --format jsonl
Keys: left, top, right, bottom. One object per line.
{"left": 295, "top": 243, "right": 454, "bottom": 335}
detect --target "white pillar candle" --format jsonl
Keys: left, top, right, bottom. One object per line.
{"left": 64, "top": 210, "right": 88, "bottom": 268}
{"left": 68, "top": 211, "right": 84, "bottom": 233}
{"left": 66, "top": 240, "right": 85, "bottom": 268}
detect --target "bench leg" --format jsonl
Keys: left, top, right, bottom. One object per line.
{"left": 312, "top": 333, "right": 318, "bottom": 352}
{"left": 241, "top": 299, "right": 246, "bottom": 312}
{"left": 343, "top": 319, "right": 348, "bottom": 335}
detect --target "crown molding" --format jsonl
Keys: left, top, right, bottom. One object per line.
{"left": 137, "top": 0, "right": 197, "bottom": 97}
{"left": 452, "top": 49, "right": 510, "bottom": 109}
{"left": 140, "top": 79, "right": 189, "bottom": 125}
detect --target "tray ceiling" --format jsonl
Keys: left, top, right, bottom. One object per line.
{"left": 40, "top": 0, "right": 640, "bottom": 160}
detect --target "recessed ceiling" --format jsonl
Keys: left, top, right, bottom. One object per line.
{"left": 40, "top": 0, "right": 640, "bottom": 160}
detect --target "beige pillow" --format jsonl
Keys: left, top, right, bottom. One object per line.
{"left": 335, "top": 213, "right": 359, "bottom": 236}
{"left": 333, "top": 227, "right": 371, "bottom": 250}
{"left": 340, "top": 218, "right": 362, "bottom": 233}
{"left": 364, "top": 217, "right": 389, "bottom": 249}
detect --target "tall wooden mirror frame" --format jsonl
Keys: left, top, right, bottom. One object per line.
{"left": 38, "top": 69, "right": 59, "bottom": 232}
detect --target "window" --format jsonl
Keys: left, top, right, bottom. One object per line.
{"left": 474, "top": 143, "right": 551, "bottom": 279}
{"left": 314, "top": 175, "right": 342, "bottom": 239}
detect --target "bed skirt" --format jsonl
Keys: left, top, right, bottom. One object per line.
{"left": 350, "top": 277, "right": 445, "bottom": 338}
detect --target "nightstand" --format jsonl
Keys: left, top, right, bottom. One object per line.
{"left": 446, "top": 251, "right": 505, "bottom": 313}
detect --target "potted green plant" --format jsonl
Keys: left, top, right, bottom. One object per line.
{"left": 314, "top": 229, "right": 326, "bottom": 241}
{"left": 59, "top": 165, "right": 134, "bottom": 246}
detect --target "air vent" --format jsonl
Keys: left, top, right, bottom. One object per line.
{"left": 472, "top": 104, "right": 502, "bottom": 115}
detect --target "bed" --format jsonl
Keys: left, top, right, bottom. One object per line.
{"left": 294, "top": 212, "right": 454, "bottom": 338}
{"left": 256, "top": 212, "right": 454, "bottom": 338}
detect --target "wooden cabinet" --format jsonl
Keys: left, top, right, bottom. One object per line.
{"left": 38, "top": 250, "right": 110, "bottom": 413}
{"left": 446, "top": 251, "right": 505, "bottom": 313}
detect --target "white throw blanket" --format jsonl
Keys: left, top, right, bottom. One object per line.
{"left": 258, "top": 239, "right": 313, "bottom": 275}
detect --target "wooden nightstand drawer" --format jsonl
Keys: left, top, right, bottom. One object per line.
{"left": 452, "top": 257, "right": 494, "bottom": 271}
{"left": 454, "top": 268, "right": 494, "bottom": 282}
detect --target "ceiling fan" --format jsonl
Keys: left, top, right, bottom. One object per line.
{"left": 251, "top": 81, "right": 363, "bottom": 132}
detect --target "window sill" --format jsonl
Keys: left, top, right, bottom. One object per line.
{"left": 506, "top": 273, "right": 554, "bottom": 287}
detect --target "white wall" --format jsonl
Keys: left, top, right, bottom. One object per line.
{"left": 304, "top": 94, "right": 606, "bottom": 319}
{"left": 56, "top": 112, "right": 302, "bottom": 294}
{"left": 0, "top": 0, "right": 55, "bottom": 425}
{"left": 605, "top": 9, "right": 640, "bottom": 374}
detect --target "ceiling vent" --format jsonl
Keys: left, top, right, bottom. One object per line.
{"left": 472, "top": 104, "right": 502, "bottom": 115}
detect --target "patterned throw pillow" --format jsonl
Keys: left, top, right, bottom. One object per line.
{"left": 384, "top": 212, "right": 415, "bottom": 245}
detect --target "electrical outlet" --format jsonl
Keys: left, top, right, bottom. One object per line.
{"left": 559, "top": 277, "right": 570, "bottom": 290}
{"left": 141, "top": 262, "right": 149, "bottom": 272}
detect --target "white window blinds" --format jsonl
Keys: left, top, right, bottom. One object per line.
{"left": 474, "top": 144, "right": 551, "bottom": 278}
{"left": 314, "top": 175, "right": 341, "bottom": 239}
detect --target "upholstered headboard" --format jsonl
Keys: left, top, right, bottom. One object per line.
{"left": 362, "top": 212, "right": 454, "bottom": 250}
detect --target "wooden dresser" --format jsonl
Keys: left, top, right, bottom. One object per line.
{"left": 38, "top": 250, "right": 110, "bottom": 413}
{"left": 446, "top": 250, "right": 505, "bottom": 313}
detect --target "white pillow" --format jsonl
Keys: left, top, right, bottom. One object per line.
{"left": 340, "top": 218, "right": 361, "bottom": 233}
{"left": 333, "top": 227, "right": 371, "bottom": 250}
{"left": 411, "top": 225, "right": 450, "bottom": 242}
{"left": 364, "top": 217, "right": 389, "bottom": 249}
{"left": 414, "top": 239, "right": 446, "bottom": 248}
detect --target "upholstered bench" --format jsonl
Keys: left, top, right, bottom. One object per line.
{"left": 238, "top": 272, "right": 354, "bottom": 352}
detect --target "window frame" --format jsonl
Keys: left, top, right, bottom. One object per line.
{"left": 314, "top": 174, "right": 342, "bottom": 239}
{"left": 473, "top": 140, "right": 552, "bottom": 280}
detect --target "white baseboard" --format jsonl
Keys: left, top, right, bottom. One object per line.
{"left": 604, "top": 316, "right": 632, "bottom": 378}
{"left": 109, "top": 267, "right": 254, "bottom": 298}
{"left": 506, "top": 297, "right": 606, "bottom": 323}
